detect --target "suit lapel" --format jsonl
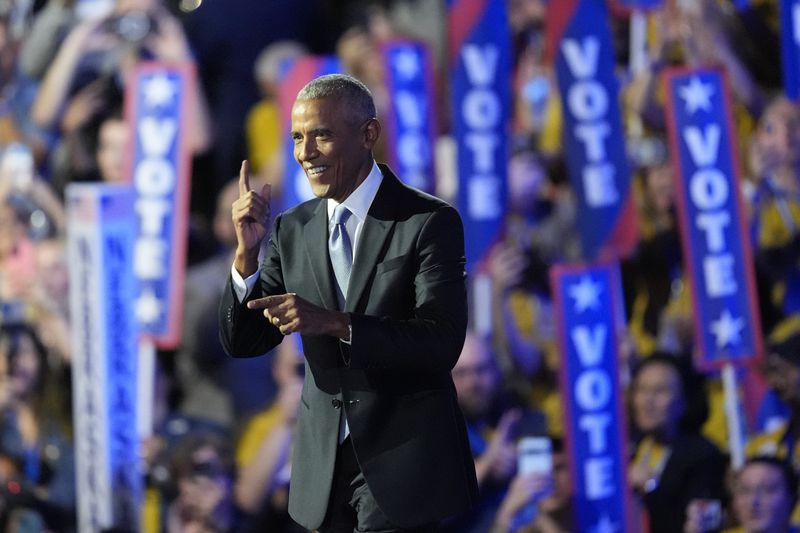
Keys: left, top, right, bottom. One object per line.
{"left": 303, "top": 201, "right": 339, "bottom": 310}
{"left": 345, "top": 169, "right": 398, "bottom": 312}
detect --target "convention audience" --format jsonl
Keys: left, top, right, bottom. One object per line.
{"left": 624, "top": 137, "right": 684, "bottom": 357}
{"left": 234, "top": 337, "right": 305, "bottom": 532}
{"left": 686, "top": 456, "right": 799, "bottom": 533}
{"left": 165, "top": 430, "right": 242, "bottom": 533}
{"left": 628, "top": 353, "right": 727, "bottom": 533}
{"left": 31, "top": 0, "right": 210, "bottom": 141}
{"left": 0, "top": 322, "right": 74, "bottom": 531}
{"left": 726, "top": 457, "right": 799, "bottom": 533}
{"left": 443, "top": 331, "right": 546, "bottom": 532}
{"left": 748, "top": 96, "right": 800, "bottom": 327}
{"left": 487, "top": 148, "right": 577, "bottom": 436}
{"left": 245, "top": 40, "right": 307, "bottom": 177}
{"left": 491, "top": 437, "right": 573, "bottom": 533}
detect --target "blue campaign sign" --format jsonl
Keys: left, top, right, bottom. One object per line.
{"left": 449, "top": 0, "right": 511, "bottom": 272}
{"left": 552, "top": 0, "right": 637, "bottom": 261}
{"left": 125, "top": 62, "right": 195, "bottom": 348}
{"left": 551, "top": 261, "right": 633, "bottom": 533}
{"left": 67, "top": 184, "right": 140, "bottom": 531}
{"left": 613, "top": 0, "right": 664, "bottom": 9}
{"left": 278, "top": 55, "right": 342, "bottom": 211}
{"left": 663, "top": 67, "right": 763, "bottom": 369}
{"left": 98, "top": 188, "right": 140, "bottom": 526}
{"left": 781, "top": 0, "right": 800, "bottom": 100}
{"left": 382, "top": 40, "right": 437, "bottom": 193}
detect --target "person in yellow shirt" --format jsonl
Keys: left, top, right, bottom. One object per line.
{"left": 745, "top": 334, "right": 800, "bottom": 528}
{"left": 747, "top": 97, "right": 800, "bottom": 331}
{"left": 245, "top": 41, "right": 307, "bottom": 176}
{"left": 234, "top": 336, "right": 305, "bottom": 532}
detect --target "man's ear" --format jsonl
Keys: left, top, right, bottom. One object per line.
{"left": 363, "top": 118, "right": 381, "bottom": 149}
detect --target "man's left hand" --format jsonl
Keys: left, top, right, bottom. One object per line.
{"left": 247, "top": 293, "right": 350, "bottom": 339}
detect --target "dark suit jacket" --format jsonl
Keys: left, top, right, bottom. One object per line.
{"left": 642, "top": 432, "right": 726, "bottom": 533}
{"left": 219, "top": 165, "right": 479, "bottom": 529}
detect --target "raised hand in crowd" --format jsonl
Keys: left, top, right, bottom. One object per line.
{"left": 683, "top": 498, "right": 723, "bottom": 533}
{"left": 476, "top": 409, "right": 521, "bottom": 486}
{"left": 235, "top": 341, "right": 303, "bottom": 516}
{"left": 30, "top": 15, "right": 116, "bottom": 129}
{"left": 488, "top": 242, "right": 529, "bottom": 294}
{"left": 145, "top": 4, "right": 194, "bottom": 63}
{"left": 60, "top": 77, "right": 110, "bottom": 136}
{"left": 492, "top": 471, "right": 554, "bottom": 533}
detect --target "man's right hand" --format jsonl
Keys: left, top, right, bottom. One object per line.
{"left": 232, "top": 160, "right": 271, "bottom": 277}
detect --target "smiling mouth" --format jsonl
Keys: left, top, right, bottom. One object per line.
{"left": 306, "top": 166, "right": 328, "bottom": 177}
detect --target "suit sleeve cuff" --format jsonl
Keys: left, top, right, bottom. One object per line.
{"left": 230, "top": 264, "right": 259, "bottom": 302}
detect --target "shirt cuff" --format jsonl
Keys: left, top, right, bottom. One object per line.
{"left": 231, "top": 264, "right": 259, "bottom": 302}
{"left": 340, "top": 323, "right": 352, "bottom": 345}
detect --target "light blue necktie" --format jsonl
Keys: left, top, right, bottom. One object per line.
{"left": 329, "top": 204, "right": 353, "bottom": 307}
{"left": 330, "top": 204, "right": 353, "bottom": 442}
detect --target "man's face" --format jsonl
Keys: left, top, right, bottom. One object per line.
{"left": 752, "top": 100, "right": 800, "bottom": 177}
{"left": 733, "top": 463, "right": 793, "bottom": 533}
{"left": 764, "top": 354, "right": 800, "bottom": 405}
{"left": 291, "top": 98, "right": 374, "bottom": 203}
{"left": 508, "top": 152, "right": 549, "bottom": 213}
{"left": 96, "top": 118, "right": 129, "bottom": 183}
{"left": 176, "top": 445, "right": 231, "bottom": 521}
{"left": 452, "top": 336, "right": 498, "bottom": 420}
{"left": 644, "top": 162, "right": 674, "bottom": 215}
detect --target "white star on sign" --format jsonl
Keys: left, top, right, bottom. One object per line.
{"left": 143, "top": 74, "right": 176, "bottom": 108}
{"left": 569, "top": 275, "right": 602, "bottom": 313}
{"left": 710, "top": 309, "right": 745, "bottom": 348}
{"left": 136, "top": 289, "right": 162, "bottom": 324}
{"left": 591, "top": 515, "right": 620, "bottom": 533}
{"left": 393, "top": 48, "right": 420, "bottom": 80}
{"left": 678, "top": 76, "right": 714, "bottom": 115}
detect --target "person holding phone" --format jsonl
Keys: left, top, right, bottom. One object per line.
{"left": 445, "top": 332, "right": 547, "bottom": 532}
{"left": 491, "top": 437, "right": 573, "bottom": 533}
{"left": 684, "top": 456, "right": 799, "bottom": 533}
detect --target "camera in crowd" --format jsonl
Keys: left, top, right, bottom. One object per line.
{"left": 628, "top": 136, "right": 669, "bottom": 169}
{"left": 106, "top": 10, "right": 158, "bottom": 43}
{"left": 0, "top": 451, "right": 72, "bottom": 531}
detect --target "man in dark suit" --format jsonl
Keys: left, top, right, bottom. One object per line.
{"left": 219, "top": 74, "right": 478, "bottom": 532}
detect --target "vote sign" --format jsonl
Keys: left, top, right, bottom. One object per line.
{"left": 663, "top": 67, "right": 763, "bottom": 369}
{"left": 382, "top": 40, "right": 437, "bottom": 193}
{"left": 125, "top": 61, "right": 195, "bottom": 348}
{"left": 552, "top": 261, "right": 634, "bottom": 533}
{"left": 550, "top": 0, "right": 638, "bottom": 261}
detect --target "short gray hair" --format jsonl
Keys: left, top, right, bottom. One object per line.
{"left": 296, "top": 74, "right": 376, "bottom": 122}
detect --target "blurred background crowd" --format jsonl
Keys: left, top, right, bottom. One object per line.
{"left": 1, "top": 0, "right": 800, "bottom": 531}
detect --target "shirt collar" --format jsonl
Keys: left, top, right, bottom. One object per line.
{"left": 327, "top": 162, "right": 383, "bottom": 223}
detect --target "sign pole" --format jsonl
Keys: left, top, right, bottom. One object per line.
{"left": 629, "top": 10, "right": 648, "bottom": 77}
{"left": 137, "top": 337, "right": 156, "bottom": 439}
{"left": 722, "top": 363, "right": 745, "bottom": 469}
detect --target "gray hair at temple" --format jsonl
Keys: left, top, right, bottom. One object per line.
{"left": 296, "top": 74, "right": 377, "bottom": 123}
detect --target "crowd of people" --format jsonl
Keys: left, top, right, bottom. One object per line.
{"left": 0, "top": 0, "right": 799, "bottom": 531}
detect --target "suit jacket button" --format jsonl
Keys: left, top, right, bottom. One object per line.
{"left": 331, "top": 399, "right": 342, "bottom": 409}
